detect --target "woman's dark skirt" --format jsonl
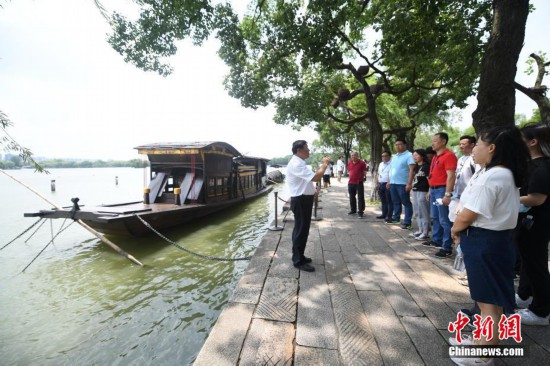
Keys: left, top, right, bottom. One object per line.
{"left": 460, "top": 226, "right": 516, "bottom": 314}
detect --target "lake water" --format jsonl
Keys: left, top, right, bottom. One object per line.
{"left": 0, "top": 167, "right": 285, "bottom": 365}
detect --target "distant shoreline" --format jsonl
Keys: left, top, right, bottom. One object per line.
{"left": 0, "top": 158, "right": 148, "bottom": 170}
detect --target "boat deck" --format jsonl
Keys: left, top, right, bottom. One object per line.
{"left": 78, "top": 201, "right": 206, "bottom": 217}
{"left": 194, "top": 178, "right": 550, "bottom": 365}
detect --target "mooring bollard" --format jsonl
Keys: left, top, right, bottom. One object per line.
{"left": 50, "top": 180, "right": 56, "bottom": 192}
{"left": 174, "top": 188, "right": 181, "bottom": 205}
{"left": 312, "top": 190, "right": 322, "bottom": 221}
{"left": 268, "top": 191, "right": 284, "bottom": 231}
{"left": 143, "top": 188, "right": 150, "bottom": 204}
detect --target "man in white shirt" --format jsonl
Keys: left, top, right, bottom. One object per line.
{"left": 286, "top": 140, "right": 330, "bottom": 272}
{"left": 449, "top": 135, "right": 477, "bottom": 222}
{"left": 375, "top": 151, "right": 393, "bottom": 220}
{"left": 336, "top": 156, "right": 345, "bottom": 182}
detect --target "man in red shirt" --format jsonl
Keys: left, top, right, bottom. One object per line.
{"left": 347, "top": 152, "right": 367, "bottom": 218}
{"left": 423, "top": 132, "right": 458, "bottom": 258}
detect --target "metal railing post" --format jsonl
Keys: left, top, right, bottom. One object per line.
{"left": 268, "top": 191, "right": 284, "bottom": 231}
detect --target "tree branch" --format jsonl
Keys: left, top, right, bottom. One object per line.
{"left": 326, "top": 110, "right": 370, "bottom": 125}
{"left": 530, "top": 53, "right": 547, "bottom": 88}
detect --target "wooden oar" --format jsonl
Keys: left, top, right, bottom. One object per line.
{"left": 1, "top": 169, "right": 143, "bottom": 266}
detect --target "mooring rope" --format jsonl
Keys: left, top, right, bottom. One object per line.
{"left": 277, "top": 195, "right": 289, "bottom": 204}
{"left": 25, "top": 218, "right": 47, "bottom": 243}
{"left": 1, "top": 218, "right": 44, "bottom": 251}
{"left": 133, "top": 214, "right": 252, "bottom": 261}
{"left": 21, "top": 219, "right": 75, "bottom": 272}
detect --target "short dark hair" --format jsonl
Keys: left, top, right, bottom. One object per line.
{"left": 381, "top": 150, "right": 391, "bottom": 157}
{"left": 478, "top": 127, "right": 530, "bottom": 187}
{"left": 425, "top": 146, "right": 434, "bottom": 154}
{"left": 460, "top": 135, "right": 477, "bottom": 144}
{"left": 435, "top": 132, "right": 449, "bottom": 144}
{"left": 413, "top": 148, "right": 428, "bottom": 162}
{"left": 395, "top": 138, "right": 407, "bottom": 145}
{"left": 292, "top": 140, "right": 307, "bottom": 154}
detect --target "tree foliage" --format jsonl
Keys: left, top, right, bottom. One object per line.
{"left": 0, "top": 111, "right": 46, "bottom": 172}
{"left": 106, "top": 0, "right": 534, "bottom": 155}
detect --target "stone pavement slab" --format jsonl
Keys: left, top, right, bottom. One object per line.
{"left": 294, "top": 346, "right": 340, "bottom": 366}
{"left": 193, "top": 302, "right": 255, "bottom": 366}
{"left": 239, "top": 318, "right": 294, "bottom": 366}
{"left": 296, "top": 265, "right": 338, "bottom": 349}
{"left": 195, "top": 179, "right": 549, "bottom": 365}
{"left": 254, "top": 276, "right": 298, "bottom": 322}
{"left": 330, "top": 282, "right": 383, "bottom": 365}
{"left": 358, "top": 290, "right": 424, "bottom": 365}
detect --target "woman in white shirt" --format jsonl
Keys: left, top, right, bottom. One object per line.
{"left": 450, "top": 127, "right": 530, "bottom": 365}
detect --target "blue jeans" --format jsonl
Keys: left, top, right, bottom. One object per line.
{"left": 430, "top": 186, "right": 452, "bottom": 251}
{"left": 390, "top": 184, "right": 412, "bottom": 225}
{"left": 377, "top": 182, "right": 393, "bottom": 219}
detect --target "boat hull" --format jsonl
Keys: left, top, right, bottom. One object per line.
{"left": 26, "top": 186, "right": 273, "bottom": 237}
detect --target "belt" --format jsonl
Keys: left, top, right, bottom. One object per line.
{"left": 430, "top": 185, "right": 446, "bottom": 189}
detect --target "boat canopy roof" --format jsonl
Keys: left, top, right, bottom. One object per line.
{"left": 234, "top": 156, "right": 271, "bottom": 163}
{"left": 135, "top": 141, "right": 242, "bottom": 157}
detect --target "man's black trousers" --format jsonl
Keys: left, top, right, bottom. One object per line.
{"left": 290, "top": 194, "right": 314, "bottom": 266}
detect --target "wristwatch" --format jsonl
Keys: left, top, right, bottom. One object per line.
{"left": 444, "top": 192, "right": 452, "bottom": 197}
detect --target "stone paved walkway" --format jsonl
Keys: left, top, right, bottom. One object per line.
{"left": 194, "top": 178, "right": 550, "bottom": 365}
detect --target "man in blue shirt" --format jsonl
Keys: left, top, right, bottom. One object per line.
{"left": 387, "top": 138, "right": 415, "bottom": 229}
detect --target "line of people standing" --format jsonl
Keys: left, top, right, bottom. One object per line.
{"left": 376, "top": 132, "right": 467, "bottom": 258}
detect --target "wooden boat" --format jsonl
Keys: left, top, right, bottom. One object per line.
{"left": 24, "top": 142, "right": 273, "bottom": 236}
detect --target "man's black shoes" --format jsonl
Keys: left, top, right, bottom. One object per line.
{"left": 294, "top": 263, "right": 315, "bottom": 272}
{"left": 303, "top": 257, "right": 313, "bottom": 263}
{"left": 422, "top": 240, "right": 441, "bottom": 248}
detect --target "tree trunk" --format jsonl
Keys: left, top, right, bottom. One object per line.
{"left": 472, "top": 0, "right": 530, "bottom": 132}
{"left": 367, "top": 111, "right": 384, "bottom": 171}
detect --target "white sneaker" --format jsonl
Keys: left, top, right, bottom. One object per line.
{"left": 448, "top": 333, "right": 474, "bottom": 346}
{"left": 415, "top": 233, "right": 428, "bottom": 241}
{"left": 517, "top": 308, "right": 549, "bottom": 326}
{"left": 409, "top": 231, "right": 421, "bottom": 237}
{"left": 515, "top": 293, "right": 533, "bottom": 308}
{"left": 451, "top": 356, "right": 494, "bottom": 366}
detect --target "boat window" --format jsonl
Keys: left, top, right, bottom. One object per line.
{"left": 207, "top": 176, "right": 231, "bottom": 197}
{"left": 167, "top": 177, "right": 174, "bottom": 192}
{"left": 208, "top": 178, "right": 216, "bottom": 196}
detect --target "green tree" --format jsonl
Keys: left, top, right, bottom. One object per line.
{"left": 316, "top": 118, "right": 356, "bottom": 163}
{"left": 105, "top": 0, "right": 534, "bottom": 149}
{"left": 1, "top": 111, "right": 46, "bottom": 172}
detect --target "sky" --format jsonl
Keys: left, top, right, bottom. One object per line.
{"left": 1, "top": 0, "right": 549, "bottom": 161}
